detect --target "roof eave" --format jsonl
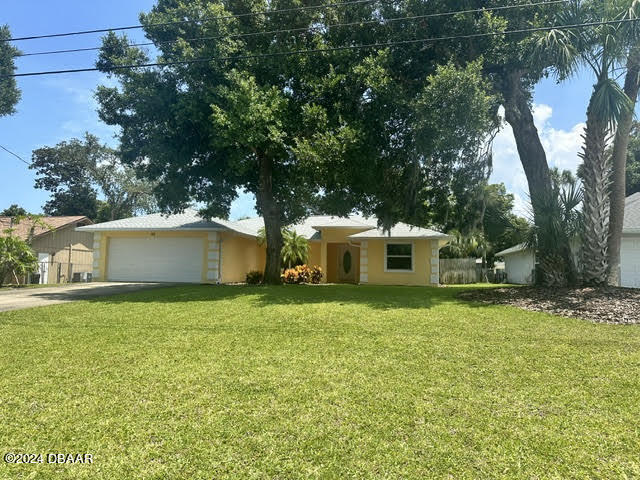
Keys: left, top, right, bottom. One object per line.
{"left": 75, "top": 227, "right": 228, "bottom": 233}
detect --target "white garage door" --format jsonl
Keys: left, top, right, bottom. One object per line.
{"left": 107, "top": 236, "right": 204, "bottom": 283}
{"left": 621, "top": 237, "right": 640, "bottom": 288}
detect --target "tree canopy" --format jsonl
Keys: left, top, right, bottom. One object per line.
{"left": 0, "top": 204, "right": 29, "bottom": 217}
{"left": 0, "top": 25, "right": 20, "bottom": 117}
{"left": 30, "top": 133, "right": 157, "bottom": 221}
{"left": 95, "top": 0, "right": 499, "bottom": 282}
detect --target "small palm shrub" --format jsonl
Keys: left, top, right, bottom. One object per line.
{"left": 246, "top": 270, "right": 263, "bottom": 285}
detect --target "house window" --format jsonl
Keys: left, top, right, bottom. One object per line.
{"left": 385, "top": 243, "right": 413, "bottom": 272}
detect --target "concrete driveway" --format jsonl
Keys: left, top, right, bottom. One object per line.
{"left": 0, "top": 282, "right": 170, "bottom": 312}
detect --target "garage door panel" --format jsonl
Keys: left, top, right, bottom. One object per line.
{"left": 107, "top": 237, "right": 203, "bottom": 283}
{"left": 621, "top": 238, "right": 640, "bottom": 288}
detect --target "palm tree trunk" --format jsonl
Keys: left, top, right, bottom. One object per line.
{"left": 607, "top": 46, "right": 640, "bottom": 285}
{"left": 501, "top": 70, "right": 554, "bottom": 221}
{"left": 580, "top": 91, "right": 611, "bottom": 285}
{"left": 256, "top": 153, "right": 284, "bottom": 285}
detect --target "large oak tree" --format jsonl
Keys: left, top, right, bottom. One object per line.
{"left": 95, "top": 0, "right": 497, "bottom": 283}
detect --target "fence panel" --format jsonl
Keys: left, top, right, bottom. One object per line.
{"left": 439, "top": 258, "right": 479, "bottom": 284}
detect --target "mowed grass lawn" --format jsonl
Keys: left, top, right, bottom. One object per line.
{"left": 1, "top": 285, "right": 639, "bottom": 479}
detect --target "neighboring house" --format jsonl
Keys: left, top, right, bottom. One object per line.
{"left": 0, "top": 216, "right": 94, "bottom": 284}
{"left": 494, "top": 243, "right": 535, "bottom": 285}
{"left": 497, "top": 192, "right": 640, "bottom": 287}
{"left": 77, "top": 211, "right": 450, "bottom": 285}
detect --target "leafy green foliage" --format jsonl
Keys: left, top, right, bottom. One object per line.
{"left": 525, "top": 169, "right": 582, "bottom": 286}
{"left": 30, "top": 133, "right": 156, "bottom": 221}
{"left": 258, "top": 227, "right": 310, "bottom": 269}
{"left": 617, "top": 120, "right": 640, "bottom": 195}
{"left": 0, "top": 205, "right": 28, "bottom": 217}
{"left": 0, "top": 25, "right": 20, "bottom": 117}
{"left": 245, "top": 270, "right": 264, "bottom": 285}
{"left": 440, "top": 183, "right": 529, "bottom": 266}
{"left": 281, "top": 230, "right": 309, "bottom": 269}
{"left": 95, "top": 0, "right": 502, "bottom": 282}
{"left": 0, "top": 236, "right": 38, "bottom": 287}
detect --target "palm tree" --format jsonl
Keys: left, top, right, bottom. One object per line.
{"left": 281, "top": 230, "right": 309, "bottom": 269}
{"left": 608, "top": 2, "right": 640, "bottom": 284}
{"left": 258, "top": 227, "right": 309, "bottom": 269}
{"left": 525, "top": 169, "right": 583, "bottom": 287}
{"left": 536, "top": 0, "right": 634, "bottom": 284}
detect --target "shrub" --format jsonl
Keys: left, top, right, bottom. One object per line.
{"left": 281, "top": 264, "right": 323, "bottom": 284}
{"left": 246, "top": 270, "right": 263, "bottom": 285}
{"left": 309, "top": 265, "right": 323, "bottom": 284}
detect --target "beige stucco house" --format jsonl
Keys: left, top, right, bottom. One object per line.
{"left": 78, "top": 210, "right": 450, "bottom": 286}
{"left": 1, "top": 216, "right": 94, "bottom": 284}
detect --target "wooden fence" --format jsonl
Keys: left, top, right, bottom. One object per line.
{"left": 439, "top": 258, "right": 478, "bottom": 284}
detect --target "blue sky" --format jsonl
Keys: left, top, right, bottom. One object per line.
{"left": 0, "top": 1, "right": 603, "bottom": 220}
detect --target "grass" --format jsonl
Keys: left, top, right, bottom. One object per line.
{"left": 1, "top": 284, "right": 639, "bottom": 479}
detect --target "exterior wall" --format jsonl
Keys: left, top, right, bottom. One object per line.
{"left": 219, "top": 232, "right": 265, "bottom": 283}
{"left": 308, "top": 242, "right": 321, "bottom": 267}
{"left": 362, "top": 238, "right": 437, "bottom": 286}
{"left": 621, "top": 234, "right": 640, "bottom": 288}
{"left": 503, "top": 251, "right": 535, "bottom": 285}
{"left": 31, "top": 224, "right": 94, "bottom": 283}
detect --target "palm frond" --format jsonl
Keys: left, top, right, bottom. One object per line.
{"left": 591, "top": 78, "right": 633, "bottom": 129}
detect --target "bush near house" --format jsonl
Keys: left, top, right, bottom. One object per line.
{"left": 282, "top": 265, "right": 323, "bottom": 284}
{"left": 245, "top": 270, "right": 264, "bottom": 285}
{"left": 0, "top": 235, "right": 39, "bottom": 287}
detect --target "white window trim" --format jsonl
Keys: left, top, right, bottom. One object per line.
{"left": 384, "top": 241, "right": 415, "bottom": 273}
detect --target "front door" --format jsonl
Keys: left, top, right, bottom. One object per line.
{"left": 38, "top": 253, "right": 49, "bottom": 284}
{"left": 337, "top": 244, "right": 358, "bottom": 283}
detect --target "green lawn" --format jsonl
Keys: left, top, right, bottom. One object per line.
{"left": 1, "top": 285, "right": 639, "bottom": 479}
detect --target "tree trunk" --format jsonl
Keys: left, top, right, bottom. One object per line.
{"left": 256, "top": 154, "right": 283, "bottom": 284}
{"left": 501, "top": 70, "right": 553, "bottom": 220}
{"left": 607, "top": 47, "right": 640, "bottom": 285}
{"left": 581, "top": 92, "right": 611, "bottom": 285}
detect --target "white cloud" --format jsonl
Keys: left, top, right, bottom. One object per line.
{"left": 490, "top": 103, "right": 584, "bottom": 217}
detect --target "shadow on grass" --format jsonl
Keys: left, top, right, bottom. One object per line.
{"left": 82, "top": 283, "right": 496, "bottom": 311}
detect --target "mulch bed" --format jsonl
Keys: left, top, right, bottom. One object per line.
{"left": 458, "top": 286, "right": 640, "bottom": 325}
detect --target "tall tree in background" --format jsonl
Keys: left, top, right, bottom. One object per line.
{"left": 0, "top": 204, "right": 28, "bottom": 217}
{"left": 476, "top": 1, "right": 568, "bottom": 224}
{"left": 538, "top": 0, "right": 636, "bottom": 285}
{"left": 30, "top": 134, "right": 156, "bottom": 221}
{"left": 95, "top": 0, "right": 498, "bottom": 283}
{"left": 607, "top": 2, "right": 640, "bottom": 285}
{"left": 0, "top": 25, "right": 20, "bottom": 117}
{"left": 621, "top": 121, "right": 640, "bottom": 196}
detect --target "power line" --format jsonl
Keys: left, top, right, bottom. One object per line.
{"left": 3, "top": 0, "right": 380, "bottom": 42}
{"left": 15, "top": 0, "right": 568, "bottom": 58}
{"left": 5, "top": 16, "right": 639, "bottom": 79}
{"left": 0, "top": 145, "right": 30, "bottom": 165}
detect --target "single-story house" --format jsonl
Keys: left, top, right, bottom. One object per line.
{"left": 77, "top": 211, "right": 450, "bottom": 285}
{"left": 497, "top": 192, "right": 640, "bottom": 287}
{"left": 0, "top": 215, "right": 94, "bottom": 284}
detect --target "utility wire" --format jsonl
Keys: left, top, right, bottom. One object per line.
{"left": 0, "top": 145, "right": 30, "bottom": 165}
{"left": 3, "top": 0, "right": 380, "bottom": 42}
{"left": 5, "top": 16, "right": 638, "bottom": 78}
{"left": 15, "top": 0, "right": 568, "bottom": 58}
